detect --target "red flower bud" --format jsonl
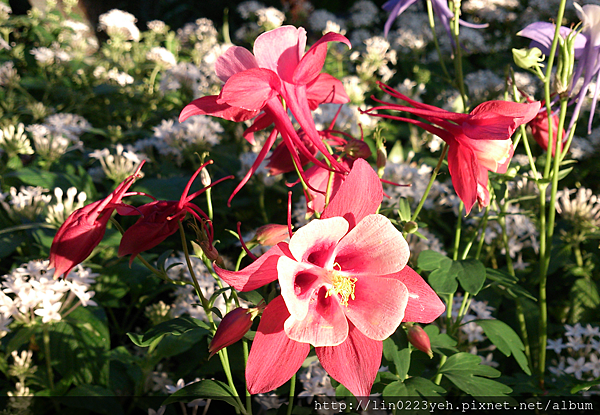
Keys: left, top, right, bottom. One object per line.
{"left": 254, "top": 224, "right": 289, "bottom": 246}
{"left": 529, "top": 110, "right": 564, "bottom": 156}
{"left": 407, "top": 324, "right": 433, "bottom": 358}
{"left": 208, "top": 304, "right": 264, "bottom": 358}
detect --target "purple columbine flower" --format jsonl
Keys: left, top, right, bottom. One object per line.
{"left": 382, "top": 0, "right": 487, "bottom": 46}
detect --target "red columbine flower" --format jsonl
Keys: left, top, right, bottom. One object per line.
{"left": 118, "top": 161, "right": 231, "bottom": 262}
{"left": 179, "top": 26, "right": 351, "bottom": 205}
{"left": 214, "top": 159, "right": 445, "bottom": 397}
{"left": 363, "top": 82, "right": 541, "bottom": 214}
{"left": 529, "top": 108, "right": 565, "bottom": 156}
{"left": 49, "top": 162, "right": 145, "bottom": 278}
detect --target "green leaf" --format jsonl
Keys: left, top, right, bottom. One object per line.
{"left": 417, "top": 250, "right": 451, "bottom": 271}
{"left": 570, "top": 278, "right": 600, "bottom": 322}
{"left": 475, "top": 319, "right": 531, "bottom": 375}
{"left": 454, "top": 259, "right": 486, "bottom": 295}
{"left": 444, "top": 373, "right": 513, "bottom": 397}
{"left": 405, "top": 376, "right": 446, "bottom": 397}
{"left": 424, "top": 325, "right": 458, "bottom": 354}
{"left": 485, "top": 268, "right": 537, "bottom": 301}
{"left": 132, "top": 316, "right": 210, "bottom": 348}
{"left": 0, "top": 233, "right": 26, "bottom": 257}
{"left": 398, "top": 197, "right": 412, "bottom": 222}
{"left": 428, "top": 264, "right": 458, "bottom": 295}
{"left": 440, "top": 353, "right": 512, "bottom": 397}
{"left": 571, "top": 376, "right": 600, "bottom": 394}
{"left": 49, "top": 307, "right": 111, "bottom": 386}
{"left": 382, "top": 338, "right": 411, "bottom": 379}
{"left": 163, "top": 379, "right": 243, "bottom": 412}
{"left": 440, "top": 353, "right": 500, "bottom": 378}
{"left": 238, "top": 290, "right": 264, "bottom": 306}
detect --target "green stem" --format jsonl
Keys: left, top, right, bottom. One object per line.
{"left": 287, "top": 374, "right": 296, "bottom": 415}
{"left": 218, "top": 348, "right": 246, "bottom": 415}
{"left": 243, "top": 339, "right": 252, "bottom": 415}
{"left": 453, "top": 201, "right": 464, "bottom": 261}
{"left": 434, "top": 354, "right": 447, "bottom": 385}
{"left": 205, "top": 187, "right": 214, "bottom": 221}
{"left": 425, "top": 0, "right": 451, "bottom": 81}
{"left": 0, "top": 222, "right": 55, "bottom": 236}
{"left": 42, "top": 325, "right": 54, "bottom": 391}
{"left": 450, "top": 0, "right": 468, "bottom": 110}
{"left": 409, "top": 143, "right": 448, "bottom": 224}
{"left": 178, "top": 221, "right": 210, "bottom": 312}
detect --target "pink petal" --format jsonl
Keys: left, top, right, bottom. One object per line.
{"left": 476, "top": 166, "right": 491, "bottom": 208}
{"left": 293, "top": 32, "right": 351, "bottom": 85}
{"left": 316, "top": 323, "right": 382, "bottom": 397}
{"left": 214, "top": 243, "right": 291, "bottom": 291}
{"left": 246, "top": 296, "right": 310, "bottom": 394}
{"left": 179, "top": 95, "right": 258, "bottom": 123}
{"left": 278, "top": 256, "right": 324, "bottom": 321}
{"left": 306, "top": 73, "right": 350, "bottom": 110}
{"left": 446, "top": 141, "right": 479, "bottom": 214}
{"left": 333, "top": 214, "right": 409, "bottom": 275}
{"left": 468, "top": 137, "right": 513, "bottom": 172}
{"left": 284, "top": 285, "right": 349, "bottom": 347}
{"left": 242, "top": 112, "right": 273, "bottom": 145}
{"left": 344, "top": 276, "right": 408, "bottom": 340}
{"left": 463, "top": 101, "right": 541, "bottom": 140}
{"left": 322, "top": 158, "right": 383, "bottom": 228}
{"left": 287, "top": 217, "right": 348, "bottom": 268}
{"left": 217, "top": 68, "right": 281, "bottom": 110}
{"left": 253, "top": 26, "right": 305, "bottom": 82}
{"left": 387, "top": 266, "right": 446, "bottom": 323}
{"left": 215, "top": 46, "right": 258, "bottom": 82}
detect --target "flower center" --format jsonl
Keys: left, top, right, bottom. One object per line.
{"left": 325, "top": 264, "right": 357, "bottom": 307}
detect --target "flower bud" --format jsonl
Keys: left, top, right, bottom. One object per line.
{"left": 512, "top": 47, "right": 544, "bottom": 71}
{"left": 529, "top": 110, "right": 564, "bottom": 156}
{"left": 254, "top": 224, "right": 289, "bottom": 246}
{"left": 403, "top": 221, "right": 418, "bottom": 234}
{"left": 375, "top": 135, "right": 387, "bottom": 176}
{"left": 344, "top": 139, "right": 372, "bottom": 160}
{"left": 208, "top": 304, "right": 265, "bottom": 358}
{"left": 407, "top": 324, "right": 433, "bottom": 358}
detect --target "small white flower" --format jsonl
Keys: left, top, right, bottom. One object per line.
{"left": 34, "top": 300, "right": 62, "bottom": 323}
{"left": 564, "top": 356, "right": 587, "bottom": 379}
{"left": 146, "top": 47, "right": 177, "bottom": 68}
{"left": 584, "top": 354, "right": 600, "bottom": 378}
{"left": 547, "top": 338, "right": 566, "bottom": 354}
{"left": 98, "top": 9, "right": 140, "bottom": 41}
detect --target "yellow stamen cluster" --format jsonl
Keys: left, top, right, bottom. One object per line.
{"left": 326, "top": 271, "right": 357, "bottom": 307}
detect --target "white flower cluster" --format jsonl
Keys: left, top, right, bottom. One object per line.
{"left": 98, "top": 9, "right": 140, "bottom": 41}
{"left": 348, "top": 0, "right": 380, "bottom": 28}
{"left": 238, "top": 150, "right": 280, "bottom": 187}
{"left": 388, "top": 11, "right": 433, "bottom": 53}
{"left": 382, "top": 158, "right": 459, "bottom": 213}
{"left": 309, "top": 9, "right": 346, "bottom": 34}
{"left": 30, "top": 42, "right": 72, "bottom": 65}
{"left": 351, "top": 36, "right": 397, "bottom": 83}
{"left": 158, "top": 62, "right": 205, "bottom": 95}
{"left": 89, "top": 143, "right": 146, "bottom": 184}
{"left": 146, "top": 47, "right": 177, "bottom": 68}
{"left": 463, "top": 0, "right": 519, "bottom": 23}
{"left": 45, "top": 187, "right": 87, "bottom": 227}
{"left": 0, "top": 260, "right": 97, "bottom": 334}
{"left": 0, "top": 186, "right": 52, "bottom": 221}
{"left": 0, "top": 123, "right": 33, "bottom": 157}
{"left": 93, "top": 66, "right": 135, "bottom": 86}
{"left": 556, "top": 187, "right": 600, "bottom": 230}
{"left": 134, "top": 116, "right": 222, "bottom": 165}
{"left": 0, "top": 61, "right": 19, "bottom": 86}
{"left": 548, "top": 323, "right": 600, "bottom": 381}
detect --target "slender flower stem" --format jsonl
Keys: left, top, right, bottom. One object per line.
{"left": 287, "top": 374, "right": 296, "bottom": 415}
{"left": 434, "top": 354, "right": 447, "bottom": 385}
{"left": 425, "top": 0, "right": 451, "bottom": 81}
{"left": 242, "top": 339, "right": 252, "bottom": 415}
{"left": 409, "top": 143, "right": 449, "bottom": 224}
{"left": 450, "top": 0, "right": 468, "bottom": 110}
{"left": 453, "top": 201, "right": 464, "bottom": 261}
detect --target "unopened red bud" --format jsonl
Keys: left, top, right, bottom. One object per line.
{"left": 209, "top": 308, "right": 253, "bottom": 359}
{"left": 344, "top": 139, "right": 372, "bottom": 160}
{"left": 208, "top": 303, "right": 265, "bottom": 358}
{"left": 254, "top": 224, "right": 289, "bottom": 246}
{"left": 199, "top": 240, "right": 220, "bottom": 261}
{"left": 407, "top": 324, "right": 433, "bottom": 358}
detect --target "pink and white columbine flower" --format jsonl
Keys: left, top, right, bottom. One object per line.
{"left": 215, "top": 159, "right": 445, "bottom": 397}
